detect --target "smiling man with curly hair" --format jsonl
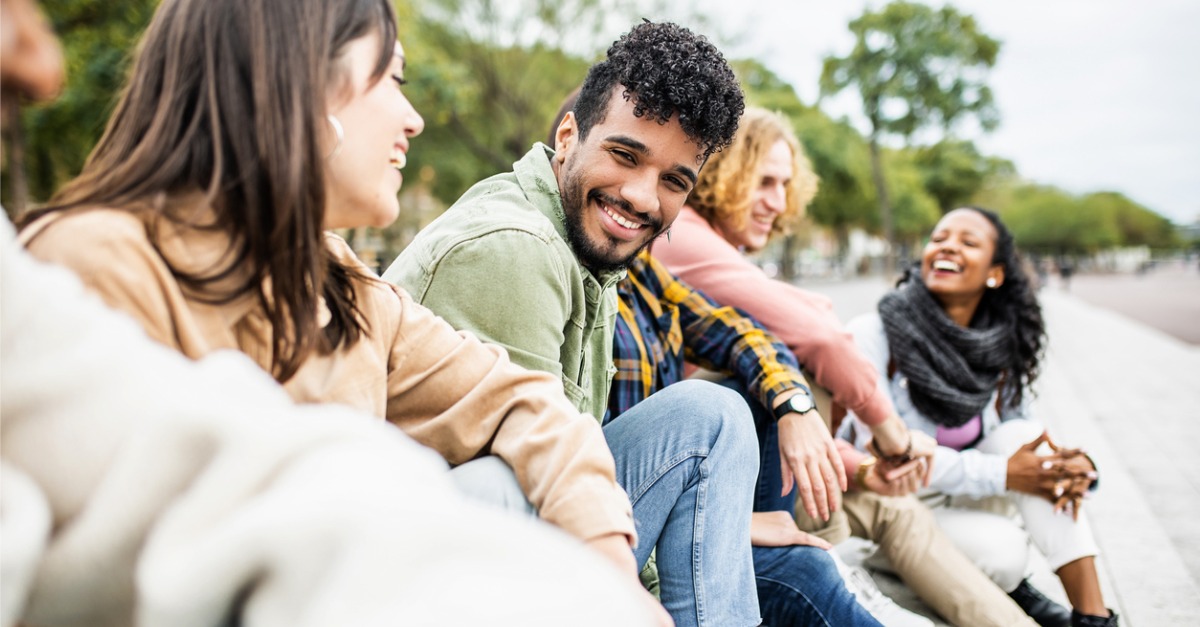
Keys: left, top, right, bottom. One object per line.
{"left": 385, "top": 21, "right": 759, "bottom": 627}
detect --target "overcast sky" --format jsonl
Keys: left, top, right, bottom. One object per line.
{"left": 694, "top": 0, "right": 1200, "bottom": 224}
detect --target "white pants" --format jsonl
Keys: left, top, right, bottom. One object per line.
{"left": 926, "top": 419, "right": 1100, "bottom": 591}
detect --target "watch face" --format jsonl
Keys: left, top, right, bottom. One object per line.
{"left": 789, "top": 393, "right": 814, "bottom": 413}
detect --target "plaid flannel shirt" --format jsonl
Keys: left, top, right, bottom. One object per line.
{"left": 607, "top": 249, "right": 808, "bottom": 421}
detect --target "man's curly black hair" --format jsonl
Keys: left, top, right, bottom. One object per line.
{"left": 573, "top": 21, "right": 744, "bottom": 160}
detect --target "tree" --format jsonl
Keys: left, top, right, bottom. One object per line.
{"left": 884, "top": 148, "right": 940, "bottom": 257}
{"left": 1083, "top": 191, "right": 1179, "bottom": 250}
{"left": 913, "top": 137, "right": 1014, "bottom": 213}
{"left": 737, "top": 59, "right": 938, "bottom": 274}
{"left": 1000, "top": 184, "right": 1118, "bottom": 255}
{"left": 735, "top": 58, "right": 809, "bottom": 119}
{"left": 790, "top": 109, "right": 876, "bottom": 260}
{"left": 400, "top": 0, "right": 705, "bottom": 206}
{"left": 820, "top": 1, "right": 1001, "bottom": 270}
{"left": 991, "top": 183, "right": 1180, "bottom": 256}
{"left": 1, "top": 0, "right": 158, "bottom": 218}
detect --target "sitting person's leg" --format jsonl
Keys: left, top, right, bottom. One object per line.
{"left": 715, "top": 378, "right": 851, "bottom": 542}
{"left": 929, "top": 503, "right": 1030, "bottom": 594}
{"left": 844, "top": 490, "right": 1037, "bottom": 627}
{"left": 974, "top": 420, "right": 1113, "bottom": 624}
{"left": 603, "top": 379, "right": 760, "bottom": 627}
{"left": 932, "top": 502, "right": 1078, "bottom": 626}
{"left": 449, "top": 456, "right": 535, "bottom": 515}
{"left": 717, "top": 379, "right": 928, "bottom": 625}
{"left": 753, "top": 543, "right": 882, "bottom": 627}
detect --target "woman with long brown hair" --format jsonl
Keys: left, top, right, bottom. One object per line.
{"left": 18, "top": 0, "right": 654, "bottom": 613}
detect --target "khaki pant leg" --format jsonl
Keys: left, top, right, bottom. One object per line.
{"left": 842, "top": 491, "right": 1036, "bottom": 627}
{"left": 792, "top": 505, "right": 850, "bottom": 545}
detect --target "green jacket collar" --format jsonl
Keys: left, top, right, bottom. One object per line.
{"left": 515, "top": 143, "right": 625, "bottom": 291}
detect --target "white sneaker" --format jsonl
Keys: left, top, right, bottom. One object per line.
{"left": 830, "top": 551, "right": 934, "bottom": 627}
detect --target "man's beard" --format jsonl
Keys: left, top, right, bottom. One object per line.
{"left": 560, "top": 166, "right": 663, "bottom": 274}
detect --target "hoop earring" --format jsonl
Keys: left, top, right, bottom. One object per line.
{"left": 326, "top": 114, "right": 344, "bottom": 159}
{"left": 986, "top": 277, "right": 998, "bottom": 288}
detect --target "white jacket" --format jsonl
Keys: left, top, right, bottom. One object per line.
{"left": 840, "top": 312, "right": 1024, "bottom": 498}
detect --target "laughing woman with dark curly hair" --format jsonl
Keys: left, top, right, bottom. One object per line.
{"left": 842, "top": 207, "right": 1118, "bottom": 627}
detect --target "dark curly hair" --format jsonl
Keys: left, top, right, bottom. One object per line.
{"left": 573, "top": 20, "right": 743, "bottom": 160}
{"left": 901, "top": 206, "right": 1046, "bottom": 409}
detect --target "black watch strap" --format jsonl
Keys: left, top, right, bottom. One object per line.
{"left": 771, "top": 385, "right": 814, "bottom": 422}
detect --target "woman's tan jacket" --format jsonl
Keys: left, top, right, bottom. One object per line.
{"left": 21, "top": 204, "right": 635, "bottom": 546}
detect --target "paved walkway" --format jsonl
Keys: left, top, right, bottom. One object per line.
{"left": 803, "top": 276, "right": 1200, "bottom": 626}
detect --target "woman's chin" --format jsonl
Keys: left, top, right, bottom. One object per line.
{"left": 373, "top": 205, "right": 401, "bottom": 229}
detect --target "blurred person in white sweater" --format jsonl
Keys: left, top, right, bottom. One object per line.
{"left": 0, "top": 0, "right": 654, "bottom": 625}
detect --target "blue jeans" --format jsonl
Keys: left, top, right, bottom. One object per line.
{"left": 717, "top": 379, "right": 882, "bottom": 627}
{"left": 603, "top": 380, "right": 760, "bottom": 627}
{"left": 715, "top": 377, "right": 795, "bottom": 513}
{"left": 754, "top": 544, "right": 882, "bottom": 626}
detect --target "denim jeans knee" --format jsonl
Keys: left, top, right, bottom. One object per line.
{"left": 753, "top": 544, "right": 882, "bottom": 627}
{"left": 604, "top": 380, "right": 761, "bottom": 627}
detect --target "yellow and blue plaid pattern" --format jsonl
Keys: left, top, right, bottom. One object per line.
{"left": 607, "top": 249, "right": 807, "bottom": 421}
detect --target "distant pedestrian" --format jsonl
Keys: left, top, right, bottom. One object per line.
{"left": 1058, "top": 257, "right": 1075, "bottom": 290}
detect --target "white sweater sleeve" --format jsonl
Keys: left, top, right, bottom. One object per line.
{"left": 842, "top": 313, "right": 1008, "bottom": 498}
{"left": 1, "top": 218, "right": 653, "bottom": 627}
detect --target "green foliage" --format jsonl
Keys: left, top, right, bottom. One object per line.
{"left": 2, "top": 0, "right": 158, "bottom": 208}
{"left": 792, "top": 110, "right": 877, "bottom": 235}
{"left": 883, "top": 148, "right": 940, "bottom": 245}
{"left": 819, "top": 0, "right": 1001, "bottom": 262}
{"left": 7, "top": 0, "right": 1171, "bottom": 263}
{"left": 996, "top": 184, "right": 1179, "bottom": 254}
{"left": 735, "top": 58, "right": 810, "bottom": 118}
{"left": 400, "top": 0, "right": 681, "bottom": 206}
{"left": 820, "top": 1, "right": 1001, "bottom": 140}
{"left": 737, "top": 59, "right": 936, "bottom": 254}
{"left": 401, "top": 22, "right": 591, "bottom": 202}
{"left": 737, "top": 59, "right": 880, "bottom": 249}
{"left": 1083, "top": 191, "right": 1180, "bottom": 250}
{"left": 913, "top": 137, "right": 1014, "bottom": 212}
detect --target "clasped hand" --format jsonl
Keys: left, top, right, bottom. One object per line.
{"left": 1006, "top": 431, "right": 1096, "bottom": 519}
{"left": 866, "top": 427, "right": 937, "bottom": 495}
{"left": 861, "top": 456, "right": 926, "bottom": 497}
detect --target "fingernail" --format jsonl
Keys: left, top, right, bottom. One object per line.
{"left": 1054, "top": 486, "right": 1064, "bottom": 497}
{"left": 1087, "top": 471, "right": 1097, "bottom": 479}
{"left": 1041, "top": 461, "right": 1053, "bottom": 470}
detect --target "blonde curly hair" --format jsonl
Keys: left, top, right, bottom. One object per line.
{"left": 688, "top": 107, "right": 818, "bottom": 238}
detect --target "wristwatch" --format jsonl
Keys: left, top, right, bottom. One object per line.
{"left": 855, "top": 456, "right": 878, "bottom": 488}
{"left": 771, "top": 385, "right": 815, "bottom": 422}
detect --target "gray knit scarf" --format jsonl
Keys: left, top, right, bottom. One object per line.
{"left": 877, "top": 278, "right": 1013, "bottom": 427}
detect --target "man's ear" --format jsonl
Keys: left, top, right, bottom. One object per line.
{"left": 554, "top": 111, "right": 578, "bottom": 163}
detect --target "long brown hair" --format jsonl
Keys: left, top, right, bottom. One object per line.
{"left": 23, "top": 0, "right": 397, "bottom": 382}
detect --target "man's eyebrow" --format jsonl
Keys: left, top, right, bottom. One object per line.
{"left": 608, "top": 134, "right": 649, "bottom": 154}
{"left": 607, "top": 135, "right": 698, "bottom": 185}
